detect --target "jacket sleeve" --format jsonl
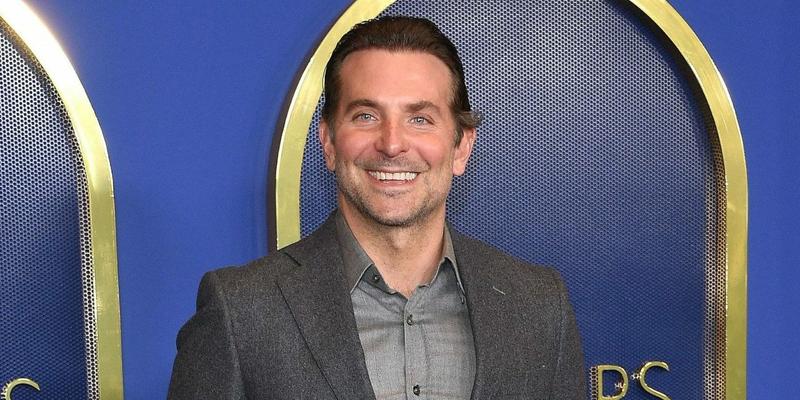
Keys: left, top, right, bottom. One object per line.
{"left": 550, "top": 270, "right": 586, "bottom": 399}
{"left": 168, "top": 271, "right": 246, "bottom": 400}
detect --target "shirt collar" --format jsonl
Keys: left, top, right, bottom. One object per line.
{"left": 335, "top": 211, "right": 464, "bottom": 295}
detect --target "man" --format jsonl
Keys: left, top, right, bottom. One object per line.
{"left": 169, "top": 16, "right": 584, "bottom": 399}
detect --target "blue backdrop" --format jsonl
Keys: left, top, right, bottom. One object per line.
{"left": 23, "top": 1, "right": 799, "bottom": 398}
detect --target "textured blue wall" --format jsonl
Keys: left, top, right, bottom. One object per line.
{"left": 23, "top": 1, "right": 799, "bottom": 398}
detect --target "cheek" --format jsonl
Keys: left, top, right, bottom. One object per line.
{"left": 333, "top": 136, "right": 371, "bottom": 162}
{"left": 416, "top": 139, "right": 455, "bottom": 169}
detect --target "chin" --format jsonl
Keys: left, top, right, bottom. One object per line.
{"left": 372, "top": 214, "right": 419, "bottom": 227}
{"left": 361, "top": 202, "right": 439, "bottom": 228}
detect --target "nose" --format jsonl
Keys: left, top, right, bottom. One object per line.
{"left": 375, "top": 120, "right": 409, "bottom": 157}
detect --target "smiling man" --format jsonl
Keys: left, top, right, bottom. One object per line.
{"left": 169, "top": 16, "right": 584, "bottom": 400}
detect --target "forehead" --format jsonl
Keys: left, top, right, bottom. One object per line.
{"left": 336, "top": 49, "right": 455, "bottom": 106}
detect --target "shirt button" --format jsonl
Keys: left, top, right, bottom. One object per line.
{"left": 412, "top": 384, "right": 421, "bottom": 396}
{"left": 406, "top": 314, "right": 414, "bottom": 326}
{"left": 371, "top": 274, "right": 381, "bottom": 283}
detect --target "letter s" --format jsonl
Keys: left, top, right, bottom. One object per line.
{"left": 1, "top": 378, "right": 40, "bottom": 400}
{"left": 638, "top": 361, "right": 670, "bottom": 400}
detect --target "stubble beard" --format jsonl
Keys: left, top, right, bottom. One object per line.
{"left": 334, "top": 160, "right": 448, "bottom": 229}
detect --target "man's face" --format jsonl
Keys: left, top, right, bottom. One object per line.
{"left": 319, "top": 49, "right": 475, "bottom": 228}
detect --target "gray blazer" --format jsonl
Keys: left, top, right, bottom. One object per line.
{"left": 168, "top": 217, "right": 585, "bottom": 399}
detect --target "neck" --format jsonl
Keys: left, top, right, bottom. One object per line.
{"left": 340, "top": 204, "right": 445, "bottom": 298}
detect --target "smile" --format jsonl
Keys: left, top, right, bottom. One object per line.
{"left": 367, "top": 171, "right": 418, "bottom": 181}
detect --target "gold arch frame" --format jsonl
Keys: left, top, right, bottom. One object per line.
{"left": 271, "top": 1, "right": 747, "bottom": 399}
{"left": 0, "top": 1, "right": 123, "bottom": 399}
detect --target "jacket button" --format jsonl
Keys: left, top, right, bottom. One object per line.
{"left": 412, "top": 384, "right": 420, "bottom": 396}
{"left": 406, "top": 314, "right": 414, "bottom": 326}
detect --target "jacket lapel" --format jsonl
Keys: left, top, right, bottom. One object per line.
{"left": 276, "top": 218, "right": 376, "bottom": 400}
{"left": 453, "top": 230, "right": 507, "bottom": 400}
{"left": 452, "top": 229, "right": 557, "bottom": 400}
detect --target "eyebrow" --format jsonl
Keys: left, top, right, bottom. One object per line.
{"left": 343, "top": 99, "right": 380, "bottom": 115}
{"left": 341, "top": 99, "right": 443, "bottom": 116}
{"left": 404, "top": 100, "right": 441, "bottom": 114}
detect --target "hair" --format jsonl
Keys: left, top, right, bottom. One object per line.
{"left": 321, "top": 16, "right": 481, "bottom": 144}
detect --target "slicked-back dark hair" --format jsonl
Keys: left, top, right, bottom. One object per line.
{"left": 321, "top": 16, "right": 480, "bottom": 144}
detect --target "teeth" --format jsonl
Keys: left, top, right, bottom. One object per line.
{"left": 369, "top": 171, "right": 418, "bottom": 181}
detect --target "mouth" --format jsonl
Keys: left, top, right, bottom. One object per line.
{"left": 367, "top": 170, "right": 418, "bottom": 182}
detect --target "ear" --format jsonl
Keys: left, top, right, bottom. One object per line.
{"left": 452, "top": 127, "right": 476, "bottom": 176}
{"left": 319, "top": 119, "right": 336, "bottom": 171}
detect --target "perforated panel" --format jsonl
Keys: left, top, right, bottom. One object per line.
{"left": 0, "top": 20, "right": 98, "bottom": 399}
{"left": 295, "top": 1, "right": 724, "bottom": 399}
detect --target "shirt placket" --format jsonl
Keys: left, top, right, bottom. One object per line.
{"left": 403, "top": 285, "right": 429, "bottom": 399}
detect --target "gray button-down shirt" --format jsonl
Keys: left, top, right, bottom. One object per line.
{"left": 335, "top": 214, "right": 476, "bottom": 400}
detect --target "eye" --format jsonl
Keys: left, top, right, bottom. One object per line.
{"left": 410, "top": 116, "right": 430, "bottom": 125}
{"left": 354, "top": 113, "right": 376, "bottom": 122}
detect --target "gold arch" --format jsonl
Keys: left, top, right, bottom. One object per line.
{"left": 271, "top": 1, "right": 747, "bottom": 399}
{"left": 630, "top": 3, "right": 748, "bottom": 399}
{"left": 0, "top": 1, "right": 123, "bottom": 399}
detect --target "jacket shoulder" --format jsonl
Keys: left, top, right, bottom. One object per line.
{"left": 450, "top": 229, "right": 566, "bottom": 294}
{"left": 202, "top": 249, "right": 299, "bottom": 297}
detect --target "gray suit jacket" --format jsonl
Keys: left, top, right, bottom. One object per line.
{"left": 168, "top": 217, "right": 585, "bottom": 399}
